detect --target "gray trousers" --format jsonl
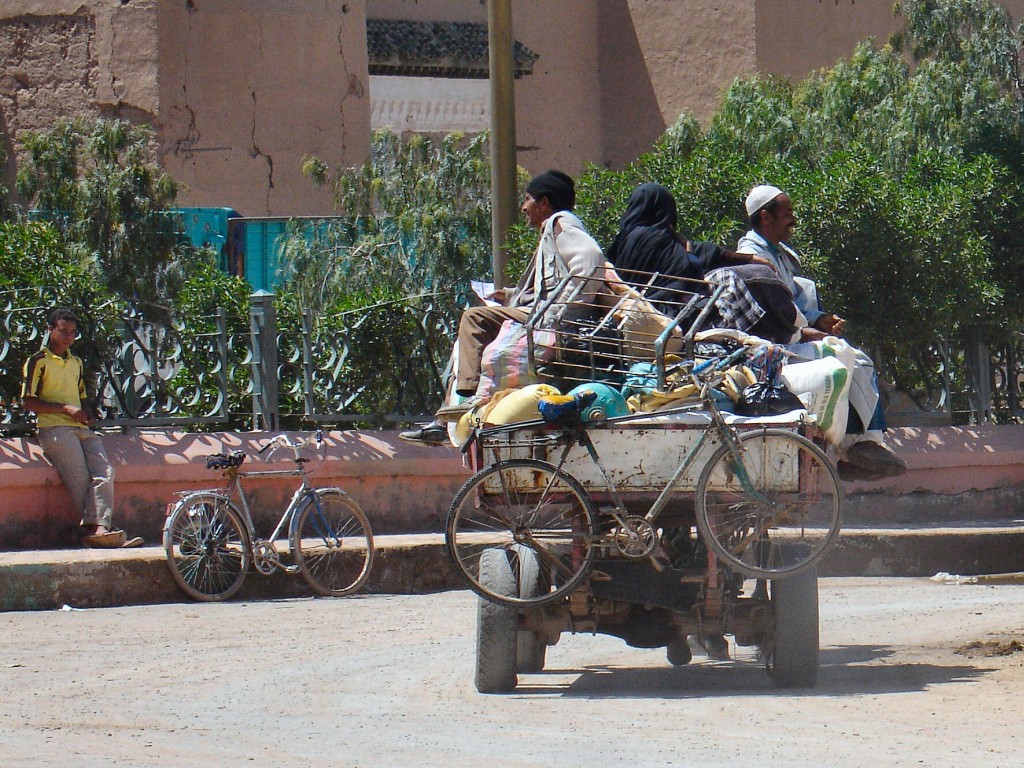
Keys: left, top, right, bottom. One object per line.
{"left": 38, "top": 427, "right": 115, "bottom": 529}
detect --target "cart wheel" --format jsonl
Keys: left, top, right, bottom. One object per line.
{"left": 666, "top": 637, "right": 692, "bottom": 666}
{"left": 767, "top": 567, "right": 819, "bottom": 688}
{"left": 475, "top": 549, "right": 518, "bottom": 693}
{"left": 447, "top": 459, "right": 598, "bottom": 608}
{"left": 695, "top": 429, "right": 842, "bottom": 579}
{"left": 514, "top": 545, "right": 547, "bottom": 674}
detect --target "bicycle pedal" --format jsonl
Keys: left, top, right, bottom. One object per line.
{"left": 284, "top": 565, "right": 301, "bottom": 574}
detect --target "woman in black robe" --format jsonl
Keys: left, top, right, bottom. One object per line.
{"left": 607, "top": 183, "right": 768, "bottom": 316}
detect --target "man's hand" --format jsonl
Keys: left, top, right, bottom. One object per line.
{"left": 719, "top": 249, "right": 779, "bottom": 274}
{"left": 813, "top": 312, "right": 847, "bottom": 337}
{"left": 485, "top": 288, "right": 511, "bottom": 306}
{"left": 66, "top": 404, "right": 93, "bottom": 425}
{"left": 747, "top": 254, "right": 779, "bottom": 273}
{"left": 22, "top": 396, "right": 94, "bottom": 425}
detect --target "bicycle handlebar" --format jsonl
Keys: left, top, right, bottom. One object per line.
{"left": 257, "top": 430, "right": 324, "bottom": 456}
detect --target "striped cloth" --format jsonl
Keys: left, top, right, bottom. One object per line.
{"left": 704, "top": 268, "right": 765, "bottom": 332}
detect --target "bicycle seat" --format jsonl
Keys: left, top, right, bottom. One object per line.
{"left": 206, "top": 451, "right": 246, "bottom": 470}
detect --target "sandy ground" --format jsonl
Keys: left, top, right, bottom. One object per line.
{"left": 1, "top": 578, "right": 1022, "bottom": 768}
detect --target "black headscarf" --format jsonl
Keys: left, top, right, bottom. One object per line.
{"left": 607, "top": 183, "right": 724, "bottom": 313}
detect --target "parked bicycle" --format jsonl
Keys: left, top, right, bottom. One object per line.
{"left": 163, "top": 431, "right": 374, "bottom": 601}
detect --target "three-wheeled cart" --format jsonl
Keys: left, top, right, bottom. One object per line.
{"left": 444, "top": 272, "right": 844, "bottom": 692}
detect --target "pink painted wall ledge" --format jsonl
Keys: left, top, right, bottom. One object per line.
{"left": 852, "top": 426, "right": 1024, "bottom": 495}
{"left": 0, "top": 431, "right": 471, "bottom": 550}
{"left": 0, "top": 425, "right": 1021, "bottom": 550}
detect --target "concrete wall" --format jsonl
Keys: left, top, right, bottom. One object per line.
{"left": 0, "top": 430, "right": 470, "bottom": 550}
{"left": 7, "top": 1, "right": 1024, "bottom": 214}
{"left": 755, "top": 0, "right": 898, "bottom": 80}
{"left": 756, "top": 0, "right": 1024, "bottom": 80}
{"left": 599, "top": 0, "right": 757, "bottom": 166}
{"left": 368, "top": 0, "right": 604, "bottom": 177}
{"left": 0, "top": 0, "right": 160, "bottom": 205}
{"left": 156, "top": 0, "right": 370, "bottom": 216}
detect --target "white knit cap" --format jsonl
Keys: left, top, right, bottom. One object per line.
{"left": 745, "top": 184, "right": 785, "bottom": 217}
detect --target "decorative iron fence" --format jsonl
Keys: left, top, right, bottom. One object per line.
{"left": 1, "top": 288, "right": 1020, "bottom": 433}
{"left": 1, "top": 290, "right": 457, "bottom": 433}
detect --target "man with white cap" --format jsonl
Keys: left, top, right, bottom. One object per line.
{"left": 738, "top": 185, "right": 846, "bottom": 338}
{"left": 737, "top": 184, "right": 906, "bottom": 480}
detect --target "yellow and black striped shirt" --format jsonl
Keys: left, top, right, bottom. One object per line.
{"left": 21, "top": 347, "right": 88, "bottom": 429}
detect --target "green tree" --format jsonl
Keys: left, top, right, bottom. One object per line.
{"left": 0, "top": 220, "right": 115, "bottom": 419}
{"left": 563, "top": 0, "right": 1024, "bottom": 366}
{"left": 294, "top": 129, "right": 494, "bottom": 310}
{"left": 15, "top": 117, "right": 187, "bottom": 312}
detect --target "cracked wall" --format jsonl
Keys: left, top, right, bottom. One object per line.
{"left": 158, "top": 0, "right": 370, "bottom": 216}
{"left": 0, "top": 13, "right": 96, "bottom": 137}
{"left": 0, "top": 11, "right": 97, "bottom": 202}
{"left": 0, "top": 2, "right": 160, "bottom": 203}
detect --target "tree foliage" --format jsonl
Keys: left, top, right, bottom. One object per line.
{"left": 288, "top": 129, "right": 494, "bottom": 313}
{"left": 15, "top": 117, "right": 188, "bottom": 312}
{"left": 0, "top": 220, "right": 113, "bottom": 412}
{"left": 563, "top": 0, "right": 1024, "bottom": 363}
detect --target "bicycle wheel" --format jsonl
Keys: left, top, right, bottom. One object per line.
{"left": 695, "top": 429, "right": 842, "bottom": 579}
{"left": 163, "top": 493, "right": 251, "bottom": 601}
{"left": 293, "top": 490, "right": 374, "bottom": 597}
{"left": 446, "top": 458, "right": 598, "bottom": 608}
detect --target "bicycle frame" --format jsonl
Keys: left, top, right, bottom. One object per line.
{"left": 478, "top": 348, "right": 772, "bottom": 533}
{"left": 223, "top": 465, "right": 314, "bottom": 547}
{"left": 196, "top": 438, "right": 343, "bottom": 560}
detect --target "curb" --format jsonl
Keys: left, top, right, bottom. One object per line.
{"left": 1, "top": 529, "right": 1023, "bottom": 612}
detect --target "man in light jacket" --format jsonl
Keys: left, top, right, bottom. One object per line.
{"left": 401, "top": 170, "right": 604, "bottom": 444}
{"left": 738, "top": 185, "right": 906, "bottom": 480}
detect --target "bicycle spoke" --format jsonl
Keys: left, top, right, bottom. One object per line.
{"left": 163, "top": 495, "right": 250, "bottom": 602}
{"left": 447, "top": 459, "right": 598, "bottom": 608}
{"left": 294, "top": 492, "right": 374, "bottom": 597}
{"left": 697, "top": 430, "right": 842, "bottom": 578}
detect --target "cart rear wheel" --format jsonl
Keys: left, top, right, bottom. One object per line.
{"left": 475, "top": 548, "right": 518, "bottom": 693}
{"left": 514, "top": 545, "right": 547, "bottom": 673}
{"left": 695, "top": 429, "right": 842, "bottom": 579}
{"left": 767, "top": 567, "right": 819, "bottom": 688}
{"left": 447, "top": 459, "right": 598, "bottom": 608}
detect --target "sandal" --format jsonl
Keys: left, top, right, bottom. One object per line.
{"left": 81, "top": 528, "right": 128, "bottom": 548}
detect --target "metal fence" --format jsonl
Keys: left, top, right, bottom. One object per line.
{"left": 1, "top": 289, "right": 1021, "bottom": 433}
{"left": 1, "top": 290, "right": 457, "bottom": 433}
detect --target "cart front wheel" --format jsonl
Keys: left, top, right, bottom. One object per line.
{"left": 767, "top": 567, "right": 819, "bottom": 688}
{"left": 475, "top": 549, "right": 519, "bottom": 693}
{"left": 514, "top": 545, "right": 547, "bottom": 673}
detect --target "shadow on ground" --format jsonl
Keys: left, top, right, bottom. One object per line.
{"left": 512, "top": 644, "right": 994, "bottom": 698}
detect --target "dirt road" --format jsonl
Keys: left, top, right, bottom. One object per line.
{"left": 1, "top": 578, "right": 1022, "bottom": 767}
